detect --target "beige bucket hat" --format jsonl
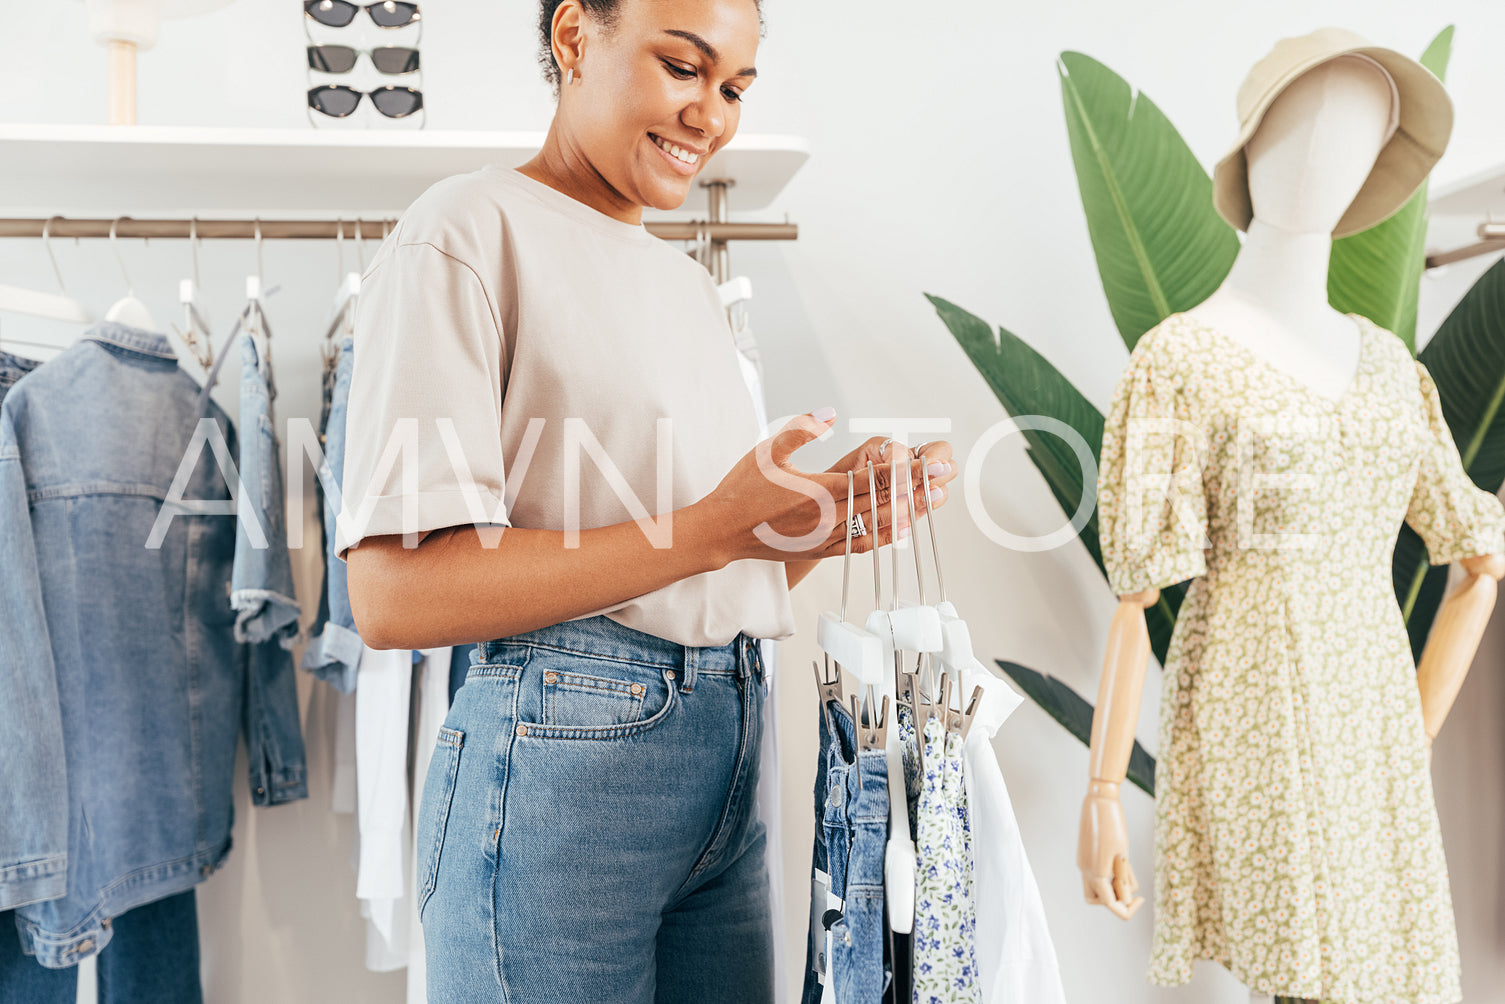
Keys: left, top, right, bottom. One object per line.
{"left": 1212, "top": 26, "right": 1453, "bottom": 239}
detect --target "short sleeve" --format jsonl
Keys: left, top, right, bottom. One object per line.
{"left": 1404, "top": 360, "right": 1505, "bottom": 565}
{"left": 1097, "top": 333, "right": 1209, "bottom": 595}
{"left": 335, "top": 241, "right": 511, "bottom": 557}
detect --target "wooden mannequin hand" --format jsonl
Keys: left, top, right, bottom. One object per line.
{"left": 1078, "top": 779, "right": 1143, "bottom": 919}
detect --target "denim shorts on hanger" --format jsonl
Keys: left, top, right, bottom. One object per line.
{"left": 416, "top": 613, "right": 773, "bottom": 1003}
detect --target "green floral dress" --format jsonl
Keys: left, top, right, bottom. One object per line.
{"left": 1097, "top": 311, "right": 1505, "bottom": 1004}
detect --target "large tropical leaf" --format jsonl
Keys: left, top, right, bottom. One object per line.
{"left": 996, "top": 660, "right": 1157, "bottom": 795}
{"left": 1328, "top": 27, "right": 1453, "bottom": 352}
{"left": 927, "top": 294, "right": 1188, "bottom": 662}
{"left": 1395, "top": 257, "right": 1505, "bottom": 651}
{"left": 1059, "top": 51, "right": 1239, "bottom": 350}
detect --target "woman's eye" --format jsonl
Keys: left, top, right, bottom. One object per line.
{"left": 722, "top": 87, "right": 742, "bottom": 103}
{"left": 664, "top": 61, "right": 695, "bottom": 79}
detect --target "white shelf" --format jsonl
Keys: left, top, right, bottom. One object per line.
{"left": 1429, "top": 163, "right": 1505, "bottom": 218}
{"left": 0, "top": 123, "right": 810, "bottom": 218}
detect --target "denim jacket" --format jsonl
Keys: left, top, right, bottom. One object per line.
{"left": 0, "top": 322, "right": 307, "bottom": 967}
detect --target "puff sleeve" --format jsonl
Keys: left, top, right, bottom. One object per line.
{"left": 1403, "top": 360, "right": 1505, "bottom": 565}
{"left": 335, "top": 240, "right": 511, "bottom": 558}
{"left": 1097, "top": 332, "right": 1209, "bottom": 595}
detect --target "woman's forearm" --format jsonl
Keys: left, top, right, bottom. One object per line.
{"left": 346, "top": 502, "right": 731, "bottom": 649}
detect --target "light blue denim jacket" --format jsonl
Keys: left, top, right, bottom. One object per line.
{"left": 0, "top": 322, "right": 307, "bottom": 967}
{"left": 0, "top": 348, "right": 62, "bottom": 913}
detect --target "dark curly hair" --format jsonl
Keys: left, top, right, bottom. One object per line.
{"left": 537, "top": 0, "right": 765, "bottom": 98}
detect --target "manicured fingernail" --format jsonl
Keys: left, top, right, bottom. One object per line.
{"left": 926, "top": 462, "right": 945, "bottom": 476}
{"left": 928, "top": 487, "right": 942, "bottom": 502}
{"left": 811, "top": 406, "right": 836, "bottom": 423}
{"left": 897, "top": 524, "right": 911, "bottom": 540}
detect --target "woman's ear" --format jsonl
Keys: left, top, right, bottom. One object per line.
{"left": 551, "top": 1, "right": 587, "bottom": 81}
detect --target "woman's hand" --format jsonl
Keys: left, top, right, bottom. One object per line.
{"left": 693, "top": 411, "right": 958, "bottom": 567}
{"left": 824, "top": 436, "right": 955, "bottom": 519}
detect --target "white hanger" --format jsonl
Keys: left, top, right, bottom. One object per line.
{"left": 0, "top": 217, "right": 93, "bottom": 358}
{"left": 242, "top": 216, "right": 271, "bottom": 363}
{"left": 168, "top": 217, "right": 215, "bottom": 385}
{"left": 322, "top": 218, "right": 362, "bottom": 347}
{"left": 717, "top": 275, "right": 752, "bottom": 309}
{"left": 103, "top": 217, "right": 159, "bottom": 331}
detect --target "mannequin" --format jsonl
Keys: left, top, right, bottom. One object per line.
{"left": 1078, "top": 53, "right": 1505, "bottom": 1003}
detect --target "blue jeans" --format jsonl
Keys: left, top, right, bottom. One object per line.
{"left": 417, "top": 614, "right": 773, "bottom": 1003}
{"left": 802, "top": 700, "right": 891, "bottom": 1004}
{"left": 0, "top": 889, "right": 202, "bottom": 1003}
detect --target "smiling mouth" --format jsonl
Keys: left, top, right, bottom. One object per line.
{"left": 648, "top": 132, "right": 702, "bottom": 167}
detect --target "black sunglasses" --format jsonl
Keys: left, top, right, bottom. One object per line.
{"left": 307, "top": 44, "right": 420, "bottom": 74}
{"left": 308, "top": 84, "right": 423, "bottom": 118}
{"left": 304, "top": 0, "right": 420, "bottom": 29}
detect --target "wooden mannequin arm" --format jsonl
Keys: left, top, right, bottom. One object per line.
{"left": 1078, "top": 588, "right": 1159, "bottom": 920}
{"left": 1416, "top": 553, "right": 1504, "bottom": 752}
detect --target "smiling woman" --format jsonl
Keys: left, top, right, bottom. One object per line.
{"left": 334, "top": 0, "right": 956, "bottom": 1001}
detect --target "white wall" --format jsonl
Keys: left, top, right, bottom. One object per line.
{"left": 4, "top": 2, "right": 1504, "bottom": 1002}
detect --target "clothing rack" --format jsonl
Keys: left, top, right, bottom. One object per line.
{"left": 0, "top": 181, "right": 798, "bottom": 286}
{"left": 0, "top": 218, "right": 798, "bottom": 243}
{"left": 1425, "top": 221, "right": 1505, "bottom": 270}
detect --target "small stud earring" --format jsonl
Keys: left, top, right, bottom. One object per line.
{"left": 565, "top": 67, "right": 575, "bottom": 85}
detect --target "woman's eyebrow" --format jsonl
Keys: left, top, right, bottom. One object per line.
{"left": 660, "top": 28, "right": 757, "bottom": 77}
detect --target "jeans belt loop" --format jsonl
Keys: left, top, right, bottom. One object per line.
{"left": 743, "top": 634, "right": 760, "bottom": 683}
{"left": 677, "top": 646, "right": 697, "bottom": 694}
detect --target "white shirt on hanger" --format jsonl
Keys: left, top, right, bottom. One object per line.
{"left": 960, "top": 667, "right": 1067, "bottom": 1004}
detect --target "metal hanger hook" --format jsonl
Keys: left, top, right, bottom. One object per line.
{"left": 840, "top": 469, "right": 855, "bottom": 623}
{"left": 188, "top": 216, "right": 201, "bottom": 289}
{"left": 867, "top": 461, "right": 883, "bottom": 612}
{"left": 918, "top": 446, "right": 948, "bottom": 603}
{"left": 109, "top": 216, "right": 134, "bottom": 295}
{"left": 42, "top": 216, "right": 71, "bottom": 296}
{"left": 253, "top": 216, "right": 264, "bottom": 289}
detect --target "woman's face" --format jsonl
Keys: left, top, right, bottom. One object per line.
{"left": 558, "top": 0, "right": 759, "bottom": 216}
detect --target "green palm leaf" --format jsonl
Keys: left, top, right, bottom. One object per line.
{"left": 1395, "top": 257, "right": 1505, "bottom": 652}
{"left": 1328, "top": 26, "right": 1453, "bottom": 352}
{"left": 1059, "top": 51, "right": 1239, "bottom": 350}
{"left": 996, "top": 660, "right": 1157, "bottom": 795}
{"left": 927, "top": 294, "right": 1186, "bottom": 663}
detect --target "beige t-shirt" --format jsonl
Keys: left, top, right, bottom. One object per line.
{"left": 336, "top": 163, "right": 796, "bottom": 647}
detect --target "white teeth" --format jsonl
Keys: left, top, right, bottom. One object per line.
{"left": 652, "top": 134, "right": 699, "bottom": 165}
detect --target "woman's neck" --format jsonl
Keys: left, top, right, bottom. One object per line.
{"left": 1219, "top": 218, "right": 1333, "bottom": 320}
{"left": 520, "top": 126, "right": 644, "bottom": 226}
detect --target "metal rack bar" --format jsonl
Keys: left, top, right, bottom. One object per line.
{"left": 0, "top": 216, "right": 798, "bottom": 242}
{"left": 1426, "top": 222, "right": 1505, "bottom": 270}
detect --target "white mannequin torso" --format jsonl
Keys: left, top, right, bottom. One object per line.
{"left": 1183, "top": 54, "right": 1396, "bottom": 401}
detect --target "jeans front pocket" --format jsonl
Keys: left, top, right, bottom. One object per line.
{"left": 517, "top": 655, "right": 678, "bottom": 742}
{"left": 542, "top": 670, "right": 646, "bottom": 727}
{"left": 415, "top": 726, "right": 464, "bottom": 921}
